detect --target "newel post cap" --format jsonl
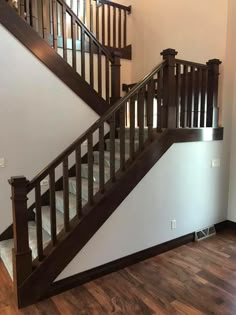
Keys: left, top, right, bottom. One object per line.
{"left": 207, "top": 58, "right": 222, "bottom": 66}
{"left": 161, "top": 48, "right": 178, "bottom": 58}
{"left": 9, "top": 176, "right": 29, "bottom": 187}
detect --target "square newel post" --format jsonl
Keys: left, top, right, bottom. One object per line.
{"left": 9, "top": 176, "right": 32, "bottom": 300}
{"left": 161, "top": 48, "right": 178, "bottom": 128}
{"left": 111, "top": 51, "right": 121, "bottom": 105}
{"left": 206, "top": 59, "right": 222, "bottom": 128}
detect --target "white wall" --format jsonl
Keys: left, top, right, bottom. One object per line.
{"left": 0, "top": 25, "right": 101, "bottom": 232}
{"left": 57, "top": 140, "right": 227, "bottom": 280}
{"left": 226, "top": 0, "right": 236, "bottom": 222}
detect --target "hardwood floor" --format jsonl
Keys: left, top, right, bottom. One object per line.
{"left": 1, "top": 230, "right": 236, "bottom": 314}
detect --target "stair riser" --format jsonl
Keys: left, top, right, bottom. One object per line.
{"left": 118, "top": 129, "right": 149, "bottom": 141}
{"left": 69, "top": 179, "right": 99, "bottom": 199}
{"left": 81, "top": 166, "right": 111, "bottom": 183}
{"left": 93, "top": 152, "right": 122, "bottom": 168}
{"left": 106, "top": 140, "right": 139, "bottom": 155}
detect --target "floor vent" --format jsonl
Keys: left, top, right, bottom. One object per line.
{"left": 195, "top": 226, "right": 216, "bottom": 241}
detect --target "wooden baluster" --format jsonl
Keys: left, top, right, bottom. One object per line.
{"left": 75, "top": 146, "right": 82, "bottom": 217}
{"left": 200, "top": 68, "right": 208, "bottom": 127}
{"left": 25, "top": 0, "right": 30, "bottom": 24}
{"left": 41, "top": 0, "right": 49, "bottom": 40}
{"left": 62, "top": 5, "right": 67, "bottom": 61}
{"left": 119, "top": 105, "right": 126, "bottom": 171}
{"left": 35, "top": 183, "right": 44, "bottom": 261}
{"left": 98, "top": 46, "right": 102, "bottom": 96}
{"left": 49, "top": 0, "right": 53, "bottom": 37}
{"left": 52, "top": 0, "right": 58, "bottom": 50}
{"left": 129, "top": 95, "right": 136, "bottom": 160}
{"left": 138, "top": 87, "right": 145, "bottom": 149}
{"left": 147, "top": 79, "right": 154, "bottom": 139}
{"left": 77, "top": 0, "right": 80, "bottom": 17}
{"left": 102, "top": 4, "right": 105, "bottom": 45}
{"left": 123, "top": 10, "right": 127, "bottom": 47}
{"left": 71, "top": 17, "right": 77, "bottom": 70}
{"left": 176, "top": 63, "right": 181, "bottom": 128}
{"left": 181, "top": 65, "right": 189, "bottom": 127}
{"left": 118, "top": 8, "right": 121, "bottom": 48}
{"left": 19, "top": 0, "right": 25, "bottom": 18}
{"left": 110, "top": 113, "right": 116, "bottom": 182}
{"left": 63, "top": 157, "right": 70, "bottom": 232}
{"left": 206, "top": 59, "right": 222, "bottom": 127}
{"left": 188, "top": 66, "right": 195, "bottom": 128}
{"left": 90, "top": 39, "right": 94, "bottom": 88}
{"left": 99, "top": 124, "right": 105, "bottom": 193}
{"left": 105, "top": 58, "right": 110, "bottom": 102}
{"left": 87, "top": 133, "right": 94, "bottom": 206}
{"left": 49, "top": 170, "right": 57, "bottom": 245}
{"left": 81, "top": 28, "right": 85, "bottom": 79}
{"left": 157, "top": 69, "right": 163, "bottom": 129}
{"left": 90, "top": 1, "right": 94, "bottom": 33}
{"left": 10, "top": 176, "right": 32, "bottom": 290}
{"left": 113, "top": 7, "right": 116, "bottom": 48}
{"left": 111, "top": 52, "right": 121, "bottom": 105}
{"left": 31, "top": 0, "right": 39, "bottom": 32}
{"left": 194, "top": 68, "right": 202, "bottom": 127}
{"left": 161, "top": 48, "right": 178, "bottom": 128}
{"left": 96, "top": 3, "right": 99, "bottom": 41}
{"left": 108, "top": 5, "right": 111, "bottom": 47}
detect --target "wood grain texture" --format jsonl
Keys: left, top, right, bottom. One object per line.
{"left": 1, "top": 229, "right": 236, "bottom": 314}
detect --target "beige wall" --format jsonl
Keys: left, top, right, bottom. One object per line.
{"left": 119, "top": 0, "right": 228, "bottom": 83}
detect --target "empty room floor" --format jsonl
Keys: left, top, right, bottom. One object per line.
{"left": 1, "top": 229, "right": 236, "bottom": 315}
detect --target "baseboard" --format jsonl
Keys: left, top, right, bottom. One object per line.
{"left": 46, "top": 220, "right": 233, "bottom": 298}
{"left": 47, "top": 232, "right": 195, "bottom": 298}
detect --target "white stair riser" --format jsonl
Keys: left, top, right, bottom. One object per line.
{"left": 93, "top": 151, "right": 127, "bottom": 168}
{"left": 69, "top": 178, "right": 99, "bottom": 200}
{"left": 81, "top": 165, "right": 113, "bottom": 183}
{"left": 118, "top": 128, "right": 149, "bottom": 141}
{"left": 105, "top": 139, "right": 139, "bottom": 154}
{"left": 55, "top": 191, "right": 86, "bottom": 217}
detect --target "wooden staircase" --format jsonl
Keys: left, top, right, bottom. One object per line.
{"left": 0, "top": 0, "right": 223, "bottom": 309}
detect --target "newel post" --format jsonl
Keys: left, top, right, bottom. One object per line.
{"left": 206, "top": 59, "right": 222, "bottom": 127}
{"left": 161, "top": 48, "right": 178, "bottom": 128}
{"left": 111, "top": 51, "right": 121, "bottom": 105}
{"left": 10, "top": 176, "right": 32, "bottom": 296}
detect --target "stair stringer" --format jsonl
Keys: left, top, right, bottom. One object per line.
{"left": 0, "top": 0, "right": 110, "bottom": 116}
{"left": 16, "top": 127, "right": 223, "bottom": 308}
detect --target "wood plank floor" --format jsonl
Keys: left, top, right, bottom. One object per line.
{"left": 1, "top": 230, "right": 236, "bottom": 314}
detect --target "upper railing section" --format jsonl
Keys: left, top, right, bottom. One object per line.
{"left": 92, "top": 0, "right": 131, "bottom": 48}
{"left": 6, "top": 0, "right": 121, "bottom": 104}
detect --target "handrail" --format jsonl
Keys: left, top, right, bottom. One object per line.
{"left": 60, "top": 0, "right": 113, "bottom": 63}
{"left": 27, "top": 61, "right": 166, "bottom": 192}
{"left": 175, "top": 59, "right": 207, "bottom": 69}
{"left": 97, "top": 0, "right": 132, "bottom": 13}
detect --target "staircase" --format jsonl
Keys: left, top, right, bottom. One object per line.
{"left": 0, "top": 0, "right": 223, "bottom": 309}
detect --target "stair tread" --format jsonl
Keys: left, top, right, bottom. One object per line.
{"left": 0, "top": 222, "right": 50, "bottom": 278}
{"left": 55, "top": 191, "right": 87, "bottom": 217}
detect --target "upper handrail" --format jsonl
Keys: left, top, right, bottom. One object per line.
{"left": 96, "top": 0, "right": 131, "bottom": 13}
{"left": 27, "top": 60, "right": 166, "bottom": 191}
{"left": 175, "top": 59, "right": 207, "bottom": 69}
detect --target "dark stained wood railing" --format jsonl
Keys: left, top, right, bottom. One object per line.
{"left": 92, "top": 0, "right": 131, "bottom": 48}
{"left": 123, "top": 49, "right": 222, "bottom": 129}
{"left": 9, "top": 48, "right": 221, "bottom": 302}
{"left": 6, "top": 0, "right": 121, "bottom": 104}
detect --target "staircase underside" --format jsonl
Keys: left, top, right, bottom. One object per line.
{"left": 0, "top": 127, "right": 223, "bottom": 308}
{"left": 0, "top": 1, "right": 110, "bottom": 116}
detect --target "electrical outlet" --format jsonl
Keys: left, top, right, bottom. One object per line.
{"left": 40, "top": 179, "right": 49, "bottom": 186}
{"left": 211, "top": 159, "right": 221, "bottom": 168}
{"left": 171, "top": 220, "right": 177, "bottom": 230}
{"left": 0, "top": 158, "right": 5, "bottom": 168}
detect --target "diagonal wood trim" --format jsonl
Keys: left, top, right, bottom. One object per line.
{"left": 16, "top": 127, "right": 223, "bottom": 307}
{"left": 0, "top": 1, "right": 109, "bottom": 116}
